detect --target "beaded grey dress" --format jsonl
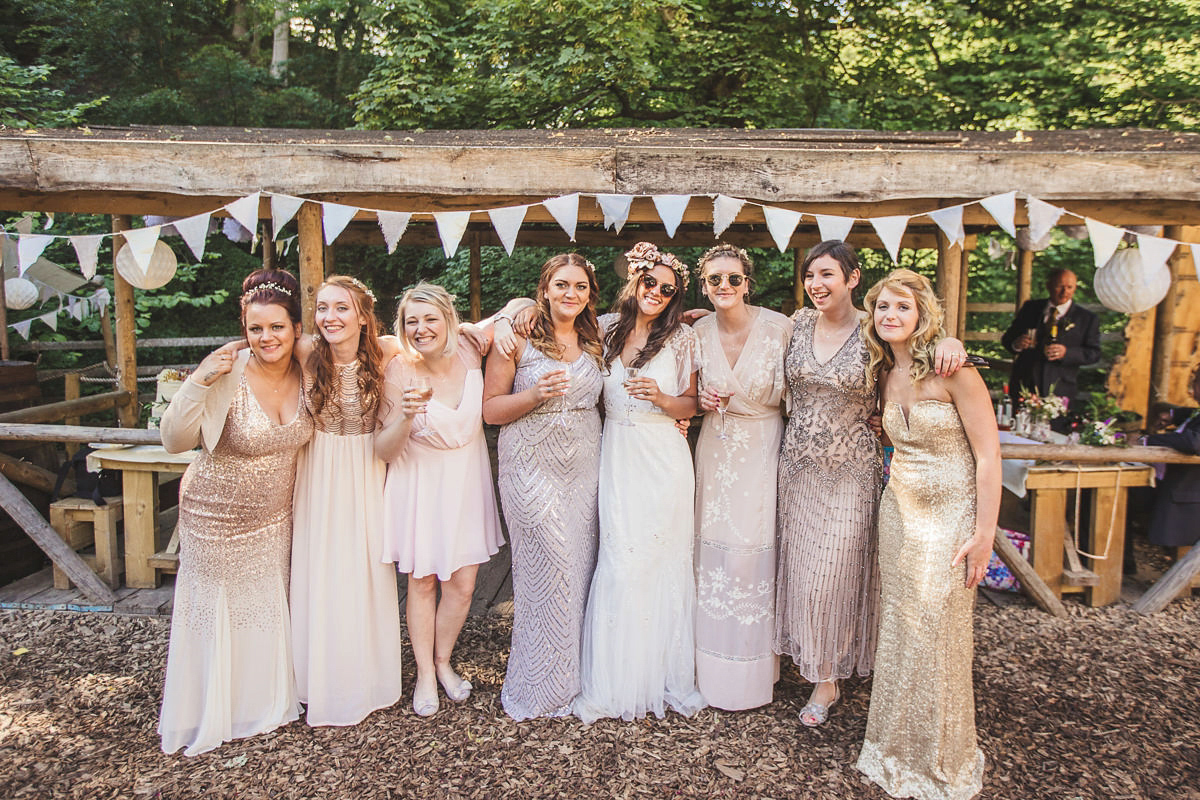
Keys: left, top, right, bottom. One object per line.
{"left": 498, "top": 341, "right": 603, "bottom": 720}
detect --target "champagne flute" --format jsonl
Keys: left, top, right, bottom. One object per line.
{"left": 621, "top": 366, "right": 641, "bottom": 426}
{"left": 555, "top": 364, "right": 574, "bottom": 428}
{"left": 712, "top": 381, "right": 733, "bottom": 441}
{"left": 408, "top": 375, "right": 433, "bottom": 414}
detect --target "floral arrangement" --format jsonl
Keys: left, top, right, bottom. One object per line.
{"left": 1077, "top": 417, "right": 1124, "bottom": 446}
{"left": 1018, "top": 386, "right": 1067, "bottom": 422}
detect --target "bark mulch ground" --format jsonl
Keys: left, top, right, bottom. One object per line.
{"left": 1, "top": 587, "right": 1197, "bottom": 799}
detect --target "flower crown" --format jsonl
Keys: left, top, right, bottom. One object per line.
{"left": 624, "top": 242, "right": 689, "bottom": 291}
{"left": 345, "top": 276, "right": 377, "bottom": 303}
{"left": 241, "top": 282, "right": 294, "bottom": 303}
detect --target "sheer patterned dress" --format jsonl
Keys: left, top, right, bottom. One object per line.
{"left": 159, "top": 377, "right": 313, "bottom": 756}
{"left": 775, "top": 307, "right": 881, "bottom": 682}
{"left": 290, "top": 362, "right": 405, "bottom": 727}
{"left": 574, "top": 317, "right": 706, "bottom": 723}
{"left": 497, "top": 341, "right": 603, "bottom": 720}
{"left": 692, "top": 308, "right": 791, "bottom": 710}
{"left": 856, "top": 400, "right": 984, "bottom": 800}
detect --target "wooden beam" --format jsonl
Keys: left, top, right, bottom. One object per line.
{"left": 0, "top": 423, "right": 162, "bottom": 445}
{"left": 1016, "top": 248, "right": 1034, "bottom": 310}
{"left": 956, "top": 245, "right": 970, "bottom": 338}
{"left": 792, "top": 247, "right": 804, "bottom": 316}
{"left": 0, "top": 266, "right": 8, "bottom": 361}
{"left": 1150, "top": 226, "right": 1183, "bottom": 406}
{"left": 297, "top": 201, "right": 324, "bottom": 334}
{"left": 99, "top": 304, "right": 117, "bottom": 368}
{"left": 0, "top": 391, "right": 132, "bottom": 424}
{"left": 110, "top": 216, "right": 139, "bottom": 428}
{"left": 469, "top": 233, "right": 482, "bottom": 322}
{"left": 0, "top": 472, "right": 116, "bottom": 604}
{"left": 0, "top": 451, "right": 67, "bottom": 494}
{"left": 1133, "top": 545, "right": 1200, "bottom": 614}
{"left": 1000, "top": 443, "right": 1200, "bottom": 464}
{"left": 936, "top": 231, "right": 963, "bottom": 338}
{"left": 992, "top": 527, "right": 1068, "bottom": 618}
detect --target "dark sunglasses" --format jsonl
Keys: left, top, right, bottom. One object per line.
{"left": 640, "top": 274, "right": 678, "bottom": 297}
{"left": 705, "top": 273, "right": 746, "bottom": 288}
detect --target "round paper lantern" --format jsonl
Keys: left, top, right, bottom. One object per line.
{"left": 1094, "top": 247, "right": 1171, "bottom": 314}
{"left": 116, "top": 239, "right": 178, "bottom": 290}
{"left": 4, "top": 277, "right": 39, "bottom": 310}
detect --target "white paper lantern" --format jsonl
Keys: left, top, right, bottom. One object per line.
{"left": 4, "top": 277, "right": 38, "bottom": 310}
{"left": 116, "top": 239, "right": 178, "bottom": 290}
{"left": 1094, "top": 247, "right": 1171, "bottom": 314}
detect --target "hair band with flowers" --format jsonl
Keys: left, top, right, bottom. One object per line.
{"left": 624, "top": 242, "right": 690, "bottom": 291}
{"left": 346, "top": 277, "right": 377, "bottom": 302}
{"left": 241, "top": 282, "right": 294, "bottom": 302}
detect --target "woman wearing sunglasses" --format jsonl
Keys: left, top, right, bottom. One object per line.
{"left": 691, "top": 244, "right": 793, "bottom": 711}
{"left": 572, "top": 241, "right": 706, "bottom": 723}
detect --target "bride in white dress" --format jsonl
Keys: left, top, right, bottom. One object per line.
{"left": 574, "top": 242, "right": 707, "bottom": 723}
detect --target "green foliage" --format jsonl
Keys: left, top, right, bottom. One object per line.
{"left": 0, "top": 54, "right": 104, "bottom": 127}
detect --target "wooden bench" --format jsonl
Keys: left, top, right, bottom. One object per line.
{"left": 49, "top": 497, "right": 124, "bottom": 590}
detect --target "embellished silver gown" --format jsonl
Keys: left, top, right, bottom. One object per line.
{"left": 497, "top": 342, "right": 602, "bottom": 720}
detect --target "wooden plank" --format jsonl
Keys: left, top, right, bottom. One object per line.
{"left": 992, "top": 527, "right": 1068, "bottom": 618}
{"left": 469, "top": 233, "right": 482, "bottom": 323}
{"left": 1029, "top": 487, "right": 1067, "bottom": 598}
{"left": 1106, "top": 308, "right": 1158, "bottom": 419}
{"left": 0, "top": 472, "right": 116, "bottom": 603}
{"left": 1086, "top": 486, "right": 1127, "bottom": 606}
{"left": 1003, "top": 445, "right": 1200, "bottom": 465}
{"left": 122, "top": 470, "right": 161, "bottom": 589}
{"left": 297, "top": 201, "right": 324, "bottom": 335}
{"left": 0, "top": 391, "right": 132, "bottom": 424}
{"left": 1016, "top": 248, "right": 1034, "bottom": 310}
{"left": 935, "top": 231, "right": 963, "bottom": 339}
{"left": 0, "top": 567, "right": 54, "bottom": 606}
{"left": 0, "top": 451, "right": 65, "bottom": 494}
{"left": 1150, "top": 225, "right": 1183, "bottom": 407}
{"left": 15, "top": 335, "right": 232, "bottom": 352}
{"left": 114, "top": 582, "right": 175, "bottom": 615}
{"left": 1133, "top": 545, "right": 1200, "bottom": 613}
{"left": 0, "top": 423, "right": 162, "bottom": 445}
{"left": 111, "top": 216, "right": 140, "bottom": 429}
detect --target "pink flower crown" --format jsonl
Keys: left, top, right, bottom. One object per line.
{"left": 625, "top": 242, "right": 689, "bottom": 291}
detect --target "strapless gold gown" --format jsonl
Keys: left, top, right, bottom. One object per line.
{"left": 856, "top": 400, "right": 984, "bottom": 800}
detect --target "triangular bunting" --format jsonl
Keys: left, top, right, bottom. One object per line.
{"left": 122, "top": 226, "right": 162, "bottom": 274}
{"left": 43, "top": 212, "right": 55, "bottom": 230}
{"left": 871, "top": 216, "right": 910, "bottom": 263}
{"left": 542, "top": 194, "right": 580, "bottom": 242}
{"left": 1085, "top": 218, "right": 1125, "bottom": 270}
{"left": 17, "top": 234, "right": 53, "bottom": 276}
{"left": 1026, "top": 197, "right": 1064, "bottom": 244}
{"left": 652, "top": 195, "right": 691, "bottom": 239}
{"left": 487, "top": 205, "right": 527, "bottom": 256}
{"left": 39, "top": 311, "right": 58, "bottom": 332}
{"left": 93, "top": 288, "right": 111, "bottom": 307}
{"left": 1136, "top": 233, "right": 1176, "bottom": 274}
{"left": 12, "top": 319, "right": 33, "bottom": 340}
{"left": 596, "top": 195, "right": 634, "bottom": 233}
{"left": 762, "top": 206, "right": 802, "bottom": 253}
{"left": 226, "top": 192, "right": 262, "bottom": 236}
{"left": 377, "top": 211, "right": 412, "bottom": 254}
{"left": 979, "top": 191, "right": 1017, "bottom": 237}
{"left": 712, "top": 195, "right": 745, "bottom": 238}
{"left": 173, "top": 213, "right": 211, "bottom": 261}
{"left": 68, "top": 298, "right": 84, "bottom": 321}
{"left": 813, "top": 214, "right": 855, "bottom": 243}
{"left": 433, "top": 211, "right": 472, "bottom": 258}
{"left": 321, "top": 202, "right": 358, "bottom": 246}
{"left": 1191, "top": 246, "right": 1200, "bottom": 280}
{"left": 929, "top": 205, "right": 966, "bottom": 247}
{"left": 71, "top": 234, "right": 104, "bottom": 279}
{"left": 270, "top": 195, "right": 305, "bottom": 237}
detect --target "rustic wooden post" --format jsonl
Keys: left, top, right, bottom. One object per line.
{"left": 469, "top": 232, "right": 483, "bottom": 322}
{"left": 100, "top": 305, "right": 117, "bottom": 369}
{"left": 1133, "top": 545, "right": 1200, "bottom": 614}
{"left": 1150, "top": 225, "right": 1184, "bottom": 405}
{"left": 793, "top": 247, "right": 805, "bottom": 313}
{"left": 64, "top": 372, "right": 81, "bottom": 457}
{"left": 935, "top": 231, "right": 963, "bottom": 339}
{"left": 111, "top": 216, "right": 140, "bottom": 428}
{"left": 261, "top": 220, "right": 276, "bottom": 270}
{"left": 1016, "top": 248, "right": 1034, "bottom": 310}
{"left": 0, "top": 269, "right": 9, "bottom": 361}
{"left": 0, "top": 471, "right": 116, "bottom": 604}
{"left": 956, "top": 243, "right": 970, "bottom": 339}
{"left": 297, "top": 201, "right": 325, "bottom": 334}
{"left": 991, "top": 527, "right": 1068, "bottom": 618}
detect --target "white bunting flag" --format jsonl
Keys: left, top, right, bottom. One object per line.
{"left": 173, "top": 213, "right": 211, "bottom": 261}
{"left": 652, "top": 195, "right": 691, "bottom": 239}
{"left": 226, "top": 192, "right": 262, "bottom": 237}
{"left": 17, "top": 234, "right": 53, "bottom": 276}
{"left": 543, "top": 194, "right": 580, "bottom": 242}
{"left": 320, "top": 202, "right": 358, "bottom": 246}
{"left": 93, "top": 288, "right": 111, "bottom": 307}
{"left": 1136, "top": 233, "right": 1177, "bottom": 274}
{"left": 13, "top": 319, "right": 33, "bottom": 340}
{"left": 270, "top": 195, "right": 305, "bottom": 237}
{"left": 596, "top": 195, "right": 634, "bottom": 233}
{"left": 1026, "top": 197, "right": 1064, "bottom": 244}
{"left": 762, "top": 206, "right": 802, "bottom": 253}
{"left": 1191, "top": 246, "right": 1200, "bottom": 279}
{"left": 929, "top": 205, "right": 966, "bottom": 247}
{"left": 433, "top": 211, "right": 472, "bottom": 258}
{"left": 979, "top": 191, "right": 1018, "bottom": 237}
{"left": 871, "top": 216, "right": 910, "bottom": 263}
{"left": 712, "top": 195, "right": 745, "bottom": 238}
{"left": 488, "top": 205, "right": 527, "bottom": 256}
{"left": 813, "top": 214, "right": 855, "bottom": 243}
{"left": 123, "top": 226, "right": 162, "bottom": 274}
{"left": 68, "top": 298, "right": 84, "bottom": 321}
{"left": 39, "top": 311, "right": 58, "bottom": 332}
{"left": 377, "top": 211, "right": 412, "bottom": 254}
{"left": 1085, "top": 218, "right": 1125, "bottom": 270}
{"left": 71, "top": 234, "right": 105, "bottom": 279}
{"left": 38, "top": 284, "right": 56, "bottom": 304}
{"left": 43, "top": 212, "right": 55, "bottom": 230}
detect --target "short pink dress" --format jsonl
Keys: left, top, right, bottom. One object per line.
{"left": 381, "top": 345, "right": 504, "bottom": 580}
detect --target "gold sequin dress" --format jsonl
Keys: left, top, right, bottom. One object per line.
{"left": 290, "top": 362, "right": 405, "bottom": 726}
{"left": 159, "top": 377, "right": 313, "bottom": 756}
{"left": 856, "top": 400, "right": 984, "bottom": 800}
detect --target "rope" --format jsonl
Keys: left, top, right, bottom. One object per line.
{"left": 1070, "top": 463, "right": 1122, "bottom": 561}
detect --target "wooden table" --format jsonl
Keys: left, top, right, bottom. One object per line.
{"left": 1024, "top": 464, "right": 1155, "bottom": 606}
{"left": 88, "top": 445, "right": 195, "bottom": 588}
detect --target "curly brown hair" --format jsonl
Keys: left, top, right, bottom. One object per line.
{"left": 527, "top": 254, "right": 604, "bottom": 369}
{"left": 307, "top": 275, "right": 385, "bottom": 423}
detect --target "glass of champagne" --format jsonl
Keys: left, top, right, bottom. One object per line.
{"left": 555, "top": 364, "right": 573, "bottom": 428}
{"left": 408, "top": 375, "right": 433, "bottom": 414}
{"left": 621, "top": 366, "right": 641, "bottom": 426}
{"left": 712, "top": 381, "right": 733, "bottom": 440}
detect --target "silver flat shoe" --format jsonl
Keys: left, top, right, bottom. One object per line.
{"left": 799, "top": 684, "right": 840, "bottom": 727}
{"left": 439, "top": 674, "right": 472, "bottom": 703}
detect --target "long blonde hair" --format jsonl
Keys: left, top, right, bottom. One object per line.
{"left": 862, "top": 269, "right": 945, "bottom": 386}
{"left": 307, "top": 275, "right": 385, "bottom": 420}
{"left": 394, "top": 282, "right": 460, "bottom": 358}
{"left": 528, "top": 254, "right": 604, "bottom": 369}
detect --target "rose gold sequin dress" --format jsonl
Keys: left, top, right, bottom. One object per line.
{"left": 159, "top": 378, "right": 313, "bottom": 756}
{"left": 856, "top": 400, "right": 984, "bottom": 800}
{"left": 290, "top": 362, "right": 404, "bottom": 726}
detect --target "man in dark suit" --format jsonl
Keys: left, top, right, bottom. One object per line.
{"left": 1146, "top": 366, "right": 1200, "bottom": 548}
{"left": 1002, "top": 268, "right": 1101, "bottom": 423}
